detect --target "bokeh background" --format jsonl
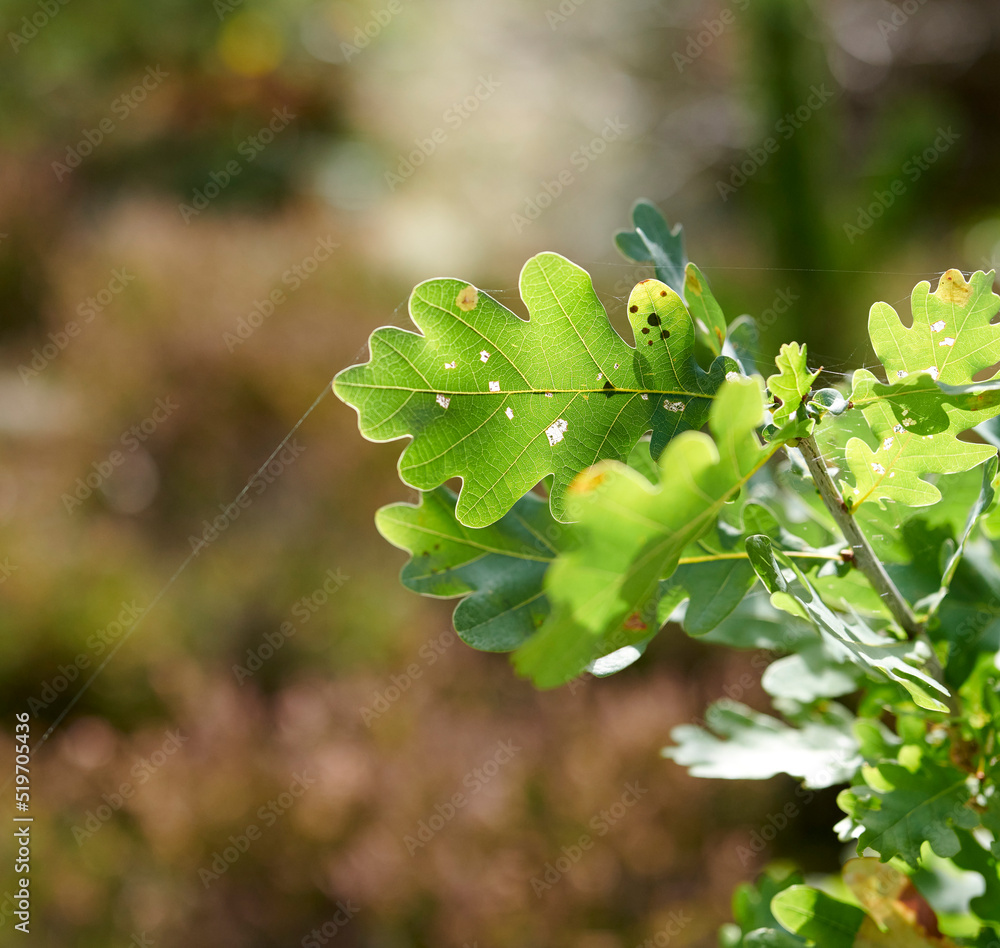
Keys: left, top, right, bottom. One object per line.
{"left": 2, "top": 0, "right": 1000, "bottom": 944}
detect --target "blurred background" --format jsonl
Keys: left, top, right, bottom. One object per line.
{"left": 2, "top": 0, "right": 1000, "bottom": 944}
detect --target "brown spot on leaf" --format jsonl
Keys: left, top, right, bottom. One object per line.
{"left": 641, "top": 327, "right": 650, "bottom": 335}
{"left": 456, "top": 284, "right": 479, "bottom": 311}
{"left": 934, "top": 268, "right": 970, "bottom": 305}
{"left": 623, "top": 612, "right": 647, "bottom": 631}
{"left": 629, "top": 304, "right": 638, "bottom": 313}
{"left": 659, "top": 290, "right": 667, "bottom": 297}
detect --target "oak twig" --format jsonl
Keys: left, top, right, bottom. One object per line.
{"left": 797, "top": 435, "right": 954, "bottom": 708}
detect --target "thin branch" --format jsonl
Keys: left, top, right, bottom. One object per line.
{"left": 797, "top": 435, "right": 954, "bottom": 706}
{"left": 678, "top": 550, "right": 841, "bottom": 565}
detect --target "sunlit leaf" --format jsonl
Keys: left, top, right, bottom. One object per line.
{"left": 838, "top": 755, "right": 978, "bottom": 868}
{"left": 746, "top": 536, "right": 951, "bottom": 713}
{"left": 662, "top": 699, "right": 860, "bottom": 789}
{"left": 770, "top": 885, "right": 867, "bottom": 947}
{"left": 768, "top": 342, "right": 819, "bottom": 426}
{"left": 845, "top": 270, "right": 1000, "bottom": 508}
{"left": 512, "top": 379, "right": 807, "bottom": 688}
{"left": 684, "top": 262, "right": 728, "bottom": 356}
{"left": 334, "top": 252, "right": 735, "bottom": 527}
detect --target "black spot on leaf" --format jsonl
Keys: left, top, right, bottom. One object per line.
{"left": 660, "top": 330, "right": 670, "bottom": 339}
{"left": 647, "top": 314, "right": 661, "bottom": 326}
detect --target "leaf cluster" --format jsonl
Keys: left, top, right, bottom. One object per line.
{"left": 335, "top": 200, "right": 1000, "bottom": 939}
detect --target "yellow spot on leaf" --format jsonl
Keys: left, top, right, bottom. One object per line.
{"left": 569, "top": 470, "right": 606, "bottom": 494}
{"left": 933, "top": 268, "right": 970, "bottom": 305}
{"left": 456, "top": 285, "right": 478, "bottom": 311}
{"left": 687, "top": 270, "right": 703, "bottom": 295}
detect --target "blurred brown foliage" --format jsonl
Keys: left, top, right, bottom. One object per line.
{"left": 3, "top": 0, "right": 1000, "bottom": 944}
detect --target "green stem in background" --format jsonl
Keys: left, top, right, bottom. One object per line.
{"left": 797, "top": 435, "right": 954, "bottom": 706}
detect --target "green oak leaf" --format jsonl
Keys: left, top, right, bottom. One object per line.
{"left": 375, "top": 486, "right": 568, "bottom": 652}
{"left": 334, "top": 252, "right": 734, "bottom": 528}
{"left": 950, "top": 830, "right": 1000, "bottom": 926}
{"left": 723, "top": 867, "right": 809, "bottom": 948}
{"left": 868, "top": 269, "right": 1000, "bottom": 387}
{"left": 741, "top": 931, "right": 806, "bottom": 948}
{"left": 512, "top": 378, "right": 808, "bottom": 688}
{"left": 845, "top": 269, "right": 1000, "bottom": 508}
{"left": 660, "top": 502, "right": 799, "bottom": 637}
{"left": 684, "top": 262, "right": 728, "bottom": 357}
{"left": 662, "top": 700, "right": 861, "bottom": 789}
{"left": 837, "top": 755, "right": 978, "bottom": 868}
{"left": 724, "top": 313, "right": 764, "bottom": 378}
{"left": 770, "top": 886, "right": 867, "bottom": 948}
{"left": 761, "top": 642, "right": 863, "bottom": 703}
{"left": 696, "top": 593, "right": 817, "bottom": 652}
{"left": 616, "top": 202, "right": 729, "bottom": 358}
{"left": 376, "top": 460, "right": 791, "bottom": 670}
{"left": 615, "top": 199, "right": 687, "bottom": 295}
{"left": 746, "top": 536, "right": 951, "bottom": 713}
{"left": 919, "top": 456, "right": 998, "bottom": 623}
{"left": 768, "top": 342, "right": 820, "bottom": 425}
{"left": 845, "top": 372, "right": 1000, "bottom": 509}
